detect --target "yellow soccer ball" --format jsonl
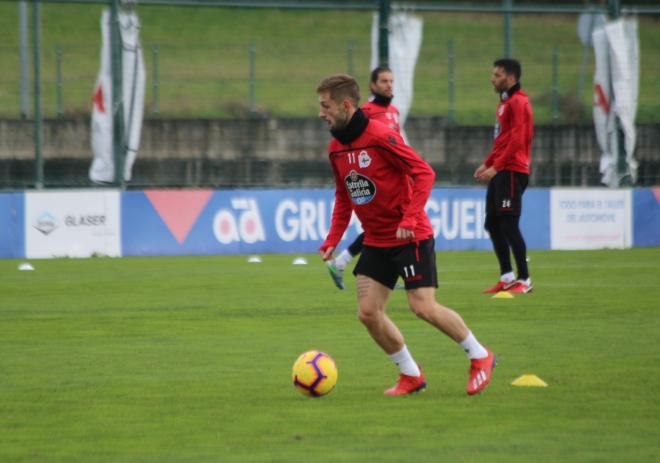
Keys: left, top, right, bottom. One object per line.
{"left": 292, "top": 350, "right": 338, "bottom": 397}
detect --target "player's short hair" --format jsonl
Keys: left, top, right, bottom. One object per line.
{"left": 317, "top": 74, "right": 360, "bottom": 106}
{"left": 370, "top": 66, "right": 392, "bottom": 83}
{"left": 493, "top": 58, "right": 522, "bottom": 81}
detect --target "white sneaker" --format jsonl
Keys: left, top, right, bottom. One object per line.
{"left": 508, "top": 279, "right": 532, "bottom": 294}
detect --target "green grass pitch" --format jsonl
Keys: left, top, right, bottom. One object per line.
{"left": 1, "top": 248, "right": 659, "bottom": 462}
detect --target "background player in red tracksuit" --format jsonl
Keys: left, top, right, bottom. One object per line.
{"left": 326, "top": 66, "right": 402, "bottom": 290}
{"left": 317, "top": 74, "right": 496, "bottom": 396}
{"left": 475, "top": 58, "right": 534, "bottom": 294}
{"left": 361, "top": 66, "right": 401, "bottom": 133}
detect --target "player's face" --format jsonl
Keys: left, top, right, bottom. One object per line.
{"left": 371, "top": 71, "right": 394, "bottom": 98}
{"left": 491, "top": 66, "right": 514, "bottom": 93}
{"left": 318, "top": 91, "right": 350, "bottom": 131}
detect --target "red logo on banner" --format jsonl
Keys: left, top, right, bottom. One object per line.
{"left": 594, "top": 84, "right": 610, "bottom": 114}
{"left": 93, "top": 84, "right": 105, "bottom": 113}
{"left": 145, "top": 190, "right": 213, "bottom": 244}
{"left": 653, "top": 188, "right": 660, "bottom": 204}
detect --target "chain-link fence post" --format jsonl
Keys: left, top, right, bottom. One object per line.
{"left": 19, "top": 0, "right": 30, "bottom": 119}
{"left": 347, "top": 39, "right": 355, "bottom": 76}
{"left": 111, "top": 0, "right": 126, "bottom": 187}
{"left": 33, "top": 0, "right": 43, "bottom": 189}
{"left": 552, "top": 46, "right": 559, "bottom": 121}
{"left": 503, "top": 0, "right": 513, "bottom": 57}
{"left": 378, "top": 0, "right": 390, "bottom": 66}
{"left": 448, "top": 39, "right": 455, "bottom": 123}
{"left": 152, "top": 44, "right": 159, "bottom": 116}
{"left": 249, "top": 41, "right": 256, "bottom": 115}
{"left": 56, "top": 45, "right": 64, "bottom": 117}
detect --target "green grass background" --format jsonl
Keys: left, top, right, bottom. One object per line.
{"left": 1, "top": 248, "right": 659, "bottom": 462}
{"left": 0, "top": 4, "right": 658, "bottom": 122}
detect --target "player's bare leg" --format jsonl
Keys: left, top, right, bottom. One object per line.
{"left": 406, "top": 287, "right": 496, "bottom": 395}
{"left": 357, "top": 275, "right": 426, "bottom": 394}
{"left": 406, "top": 287, "right": 470, "bottom": 342}
{"left": 356, "top": 275, "right": 402, "bottom": 354}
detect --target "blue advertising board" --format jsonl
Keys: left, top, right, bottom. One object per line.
{"left": 0, "top": 193, "right": 25, "bottom": 259}
{"left": 520, "top": 188, "right": 551, "bottom": 250}
{"left": 121, "top": 187, "right": 551, "bottom": 256}
{"left": 2, "top": 188, "right": 657, "bottom": 259}
{"left": 633, "top": 188, "right": 660, "bottom": 247}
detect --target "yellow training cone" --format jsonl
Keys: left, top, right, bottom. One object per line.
{"left": 492, "top": 291, "right": 514, "bottom": 299}
{"left": 511, "top": 374, "right": 548, "bottom": 387}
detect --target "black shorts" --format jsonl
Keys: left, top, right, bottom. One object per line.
{"left": 486, "top": 170, "right": 529, "bottom": 217}
{"left": 353, "top": 238, "right": 438, "bottom": 290}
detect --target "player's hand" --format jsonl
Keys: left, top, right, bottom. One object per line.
{"left": 319, "top": 246, "right": 335, "bottom": 261}
{"left": 396, "top": 227, "right": 415, "bottom": 241}
{"left": 473, "top": 164, "right": 487, "bottom": 180}
{"left": 476, "top": 166, "right": 498, "bottom": 183}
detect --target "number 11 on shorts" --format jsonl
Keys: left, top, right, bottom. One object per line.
{"left": 402, "top": 264, "right": 416, "bottom": 278}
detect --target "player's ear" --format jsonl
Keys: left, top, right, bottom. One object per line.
{"left": 342, "top": 99, "right": 352, "bottom": 112}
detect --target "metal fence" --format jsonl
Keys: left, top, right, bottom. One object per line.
{"left": 0, "top": 0, "right": 658, "bottom": 189}
{"left": 3, "top": 10, "right": 659, "bottom": 123}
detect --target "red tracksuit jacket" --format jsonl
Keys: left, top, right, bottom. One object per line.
{"left": 483, "top": 86, "right": 533, "bottom": 174}
{"left": 361, "top": 100, "right": 401, "bottom": 133}
{"left": 320, "top": 110, "right": 435, "bottom": 250}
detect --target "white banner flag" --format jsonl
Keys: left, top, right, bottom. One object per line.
{"left": 90, "top": 9, "right": 145, "bottom": 183}
{"left": 592, "top": 18, "right": 639, "bottom": 187}
{"left": 90, "top": 10, "right": 113, "bottom": 183}
{"left": 371, "top": 13, "right": 423, "bottom": 142}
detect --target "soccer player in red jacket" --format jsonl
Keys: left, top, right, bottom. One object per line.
{"left": 317, "top": 74, "right": 495, "bottom": 396}
{"left": 326, "top": 66, "right": 401, "bottom": 290}
{"left": 361, "top": 66, "right": 401, "bottom": 132}
{"left": 475, "top": 59, "right": 533, "bottom": 294}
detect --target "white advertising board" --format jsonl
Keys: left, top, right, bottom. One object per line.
{"left": 26, "top": 190, "right": 121, "bottom": 258}
{"left": 550, "top": 189, "right": 632, "bottom": 250}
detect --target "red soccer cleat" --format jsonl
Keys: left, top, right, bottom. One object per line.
{"left": 482, "top": 280, "right": 515, "bottom": 294}
{"left": 384, "top": 370, "right": 427, "bottom": 396}
{"left": 508, "top": 280, "right": 533, "bottom": 294}
{"left": 467, "top": 351, "right": 496, "bottom": 395}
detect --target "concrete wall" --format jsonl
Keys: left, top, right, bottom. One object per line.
{"left": 1, "top": 118, "right": 658, "bottom": 188}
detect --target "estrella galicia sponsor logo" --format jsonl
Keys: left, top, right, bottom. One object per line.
{"left": 344, "top": 170, "right": 376, "bottom": 205}
{"left": 33, "top": 212, "right": 58, "bottom": 235}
